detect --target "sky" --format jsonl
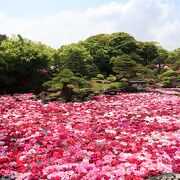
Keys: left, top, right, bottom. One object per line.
{"left": 0, "top": 0, "right": 179, "bottom": 50}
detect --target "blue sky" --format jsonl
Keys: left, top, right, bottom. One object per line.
{"left": 0, "top": 0, "right": 123, "bottom": 18}
{"left": 0, "top": 0, "right": 179, "bottom": 50}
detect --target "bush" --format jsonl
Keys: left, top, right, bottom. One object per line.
{"left": 43, "top": 68, "right": 91, "bottom": 93}
{"left": 0, "top": 36, "right": 50, "bottom": 93}
{"left": 71, "top": 77, "right": 91, "bottom": 89}
{"left": 107, "top": 75, "right": 116, "bottom": 82}
{"left": 97, "top": 74, "right": 104, "bottom": 80}
{"left": 161, "top": 69, "right": 177, "bottom": 77}
{"left": 109, "top": 82, "right": 124, "bottom": 89}
{"left": 159, "top": 69, "right": 178, "bottom": 87}
{"left": 91, "top": 78, "right": 98, "bottom": 81}
{"left": 161, "top": 76, "right": 177, "bottom": 87}
{"left": 74, "top": 88, "right": 91, "bottom": 93}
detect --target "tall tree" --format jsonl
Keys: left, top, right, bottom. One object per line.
{"left": 0, "top": 35, "right": 50, "bottom": 92}
{"left": 110, "top": 54, "right": 139, "bottom": 79}
{"left": 57, "top": 43, "right": 97, "bottom": 77}
{"left": 0, "top": 34, "right": 7, "bottom": 44}
{"left": 153, "top": 46, "right": 169, "bottom": 73}
{"left": 141, "top": 42, "right": 158, "bottom": 65}
{"left": 83, "top": 34, "right": 111, "bottom": 75}
{"left": 108, "top": 32, "right": 138, "bottom": 56}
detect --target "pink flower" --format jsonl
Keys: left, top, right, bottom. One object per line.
{"left": 0, "top": 91, "right": 179, "bottom": 179}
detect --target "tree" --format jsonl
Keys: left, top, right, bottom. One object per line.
{"left": 173, "top": 59, "right": 180, "bottom": 70}
{"left": 0, "top": 35, "right": 50, "bottom": 93}
{"left": 110, "top": 54, "right": 153, "bottom": 81}
{"left": 83, "top": 34, "right": 111, "bottom": 76}
{"left": 110, "top": 54, "right": 139, "bottom": 79}
{"left": 57, "top": 44, "right": 95, "bottom": 77}
{"left": 141, "top": 42, "right": 158, "bottom": 65}
{"left": 167, "top": 48, "right": 180, "bottom": 70}
{"left": 0, "top": 34, "right": 7, "bottom": 44}
{"left": 43, "top": 68, "right": 90, "bottom": 91}
{"left": 153, "top": 46, "right": 169, "bottom": 73}
{"left": 108, "top": 32, "right": 138, "bottom": 56}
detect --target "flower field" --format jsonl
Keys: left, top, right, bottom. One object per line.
{"left": 0, "top": 91, "right": 179, "bottom": 179}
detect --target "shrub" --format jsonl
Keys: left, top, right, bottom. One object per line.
{"left": 161, "top": 69, "right": 177, "bottom": 77}
{"left": 161, "top": 76, "right": 177, "bottom": 87}
{"left": 109, "top": 82, "right": 124, "bottom": 89}
{"left": 97, "top": 74, "right": 104, "bottom": 80}
{"left": 159, "top": 69, "right": 178, "bottom": 87}
{"left": 107, "top": 75, "right": 116, "bottom": 82}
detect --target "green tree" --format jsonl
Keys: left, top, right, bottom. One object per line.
{"left": 153, "top": 46, "right": 169, "bottom": 73}
{"left": 108, "top": 32, "right": 138, "bottom": 56}
{"left": 110, "top": 54, "right": 139, "bottom": 79}
{"left": 0, "top": 35, "right": 50, "bottom": 92}
{"left": 167, "top": 48, "right": 180, "bottom": 70}
{"left": 57, "top": 43, "right": 95, "bottom": 77}
{"left": 43, "top": 68, "right": 90, "bottom": 90}
{"left": 110, "top": 54, "right": 153, "bottom": 81}
{"left": 173, "top": 59, "right": 180, "bottom": 69}
{"left": 141, "top": 42, "right": 158, "bottom": 65}
{"left": 0, "top": 34, "right": 7, "bottom": 44}
{"left": 83, "top": 34, "right": 111, "bottom": 75}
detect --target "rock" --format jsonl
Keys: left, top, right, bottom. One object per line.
{"left": 0, "top": 176, "right": 13, "bottom": 180}
{"left": 60, "top": 84, "right": 74, "bottom": 102}
{"left": 71, "top": 90, "right": 96, "bottom": 102}
{"left": 49, "top": 91, "right": 61, "bottom": 98}
{"left": 57, "top": 98, "right": 67, "bottom": 103}
{"left": 47, "top": 87, "right": 60, "bottom": 93}
{"left": 146, "top": 173, "right": 180, "bottom": 180}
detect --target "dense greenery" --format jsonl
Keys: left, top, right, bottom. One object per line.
{"left": 0, "top": 35, "right": 55, "bottom": 93}
{"left": 0, "top": 32, "right": 179, "bottom": 97}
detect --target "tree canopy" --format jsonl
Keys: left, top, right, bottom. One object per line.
{"left": 0, "top": 32, "right": 179, "bottom": 94}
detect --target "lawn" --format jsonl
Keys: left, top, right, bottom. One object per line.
{"left": 0, "top": 91, "right": 179, "bottom": 179}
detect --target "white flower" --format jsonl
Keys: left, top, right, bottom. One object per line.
{"left": 96, "top": 139, "right": 106, "bottom": 143}
{"left": 105, "top": 129, "right": 117, "bottom": 134}
{"left": 19, "top": 155, "right": 26, "bottom": 161}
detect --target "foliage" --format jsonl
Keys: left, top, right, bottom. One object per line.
{"left": 159, "top": 69, "right": 179, "bottom": 87}
{"left": 173, "top": 59, "right": 180, "bottom": 69}
{"left": 43, "top": 68, "right": 90, "bottom": 90}
{"left": 141, "top": 42, "right": 158, "bottom": 65}
{"left": 161, "top": 77, "right": 176, "bottom": 87}
{"left": 0, "top": 35, "right": 51, "bottom": 93}
{"left": 161, "top": 69, "right": 177, "bottom": 77}
{"left": 96, "top": 74, "right": 105, "bottom": 80}
{"left": 108, "top": 32, "right": 138, "bottom": 56}
{"left": 167, "top": 48, "right": 180, "bottom": 64}
{"left": 108, "top": 82, "right": 124, "bottom": 89}
{"left": 82, "top": 34, "right": 112, "bottom": 75}
{"left": 56, "top": 43, "right": 96, "bottom": 77}
{"left": 110, "top": 54, "right": 140, "bottom": 79}
{"left": 0, "top": 34, "right": 7, "bottom": 44}
{"left": 153, "top": 46, "right": 169, "bottom": 73}
{"left": 0, "top": 32, "right": 179, "bottom": 94}
{"left": 107, "top": 75, "right": 116, "bottom": 82}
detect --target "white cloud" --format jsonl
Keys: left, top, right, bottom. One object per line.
{"left": 151, "top": 20, "right": 180, "bottom": 50}
{"left": 0, "top": 0, "right": 179, "bottom": 50}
